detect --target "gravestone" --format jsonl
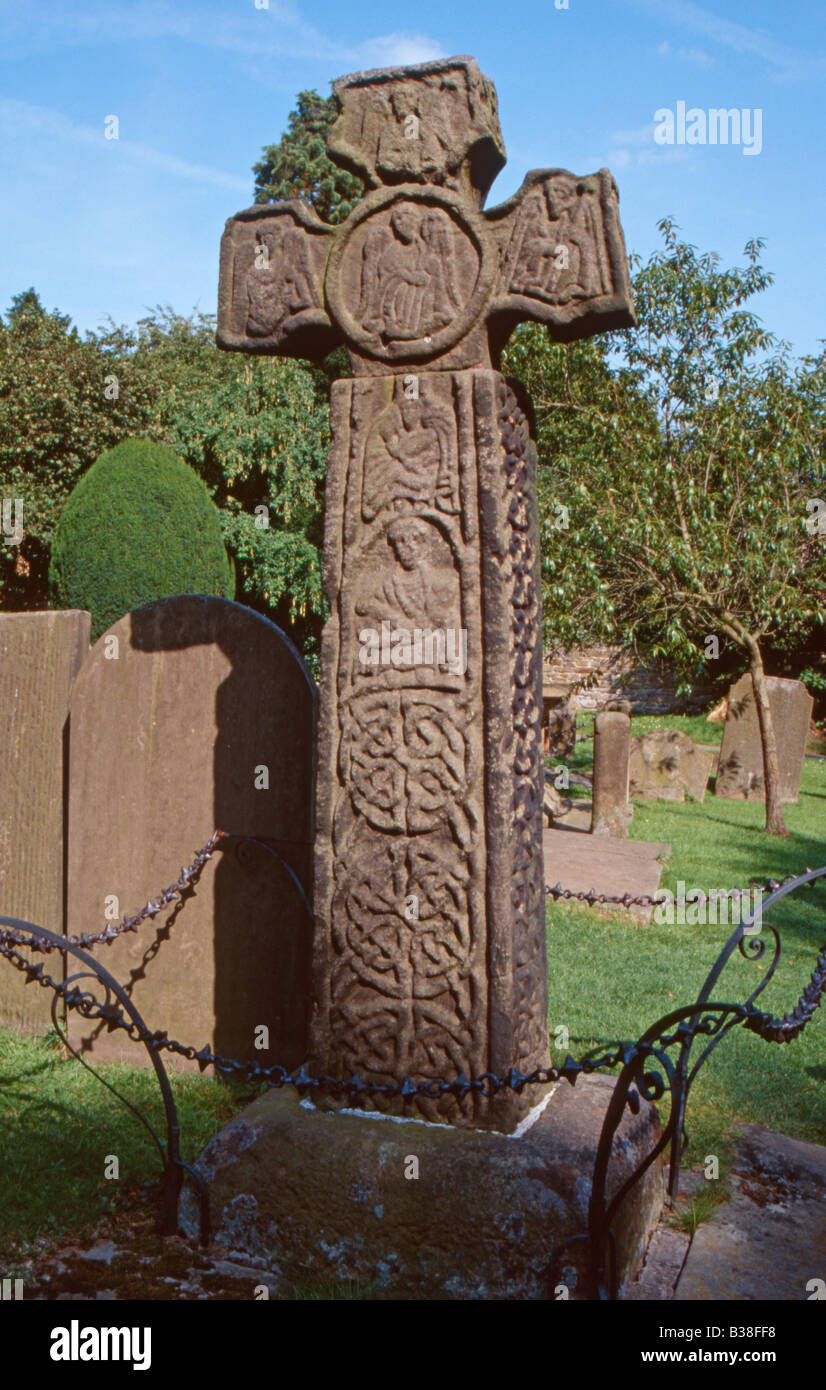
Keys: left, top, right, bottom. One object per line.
{"left": 0, "top": 610, "right": 90, "bottom": 1031}
{"left": 66, "top": 596, "right": 316, "bottom": 1069}
{"left": 545, "top": 697, "right": 576, "bottom": 759}
{"left": 218, "top": 54, "right": 635, "bottom": 1132}
{"left": 591, "top": 711, "right": 632, "bottom": 836}
{"left": 716, "top": 675, "right": 813, "bottom": 803}
{"left": 630, "top": 728, "right": 714, "bottom": 803}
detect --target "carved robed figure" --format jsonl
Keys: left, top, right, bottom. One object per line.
{"left": 218, "top": 56, "right": 635, "bottom": 1130}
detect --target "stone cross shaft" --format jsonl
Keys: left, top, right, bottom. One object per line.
{"left": 218, "top": 56, "right": 635, "bottom": 1130}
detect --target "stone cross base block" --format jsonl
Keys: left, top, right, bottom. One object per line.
{"left": 180, "top": 1075, "right": 663, "bottom": 1300}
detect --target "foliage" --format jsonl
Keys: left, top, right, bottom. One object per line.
{"left": 252, "top": 89, "right": 362, "bottom": 224}
{"left": 0, "top": 1029, "right": 245, "bottom": 1250}
{"left": 506, "top": 220, "right": 826, "bottom": 830}
{"left": 97, "top": 309, "right": 331, "bottom": 668}
{"left": 49, "top": 437, "right": 235, "bottom": 641}
{"left": 0, "top": 290, "right": 150, "bottom": 607}
{"left": 508, "top": 222, "right": 826, "bottom": 673}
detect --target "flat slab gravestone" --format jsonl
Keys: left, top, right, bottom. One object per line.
{"left": 716, "top": 675, "right": 813, "bottom": 803}
{"left": 0, "top": 610, "right": 90, "bottom": 1031}
{"left": 66, "top": 596, "right": 316, "bottom": 1070}
{"left": 543, "top": 828, "right": 669, "bottom": 924}
{"left": 629, "top": 727, "right": 714, "bottom": 804}
{"left": 217, "top": 54, "right": 635, "bottom": 1130}
{"left": 673, "top": 1124, "right": 826, "bottom": 1301}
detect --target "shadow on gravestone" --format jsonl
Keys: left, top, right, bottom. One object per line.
{"left": 716, "top": 674, "right": 813, "bottom": 804}
{"left": 0, "top": 610, "right": 90, "bottom": 1032}
{"left": 66, "top": 595, "right": 317, "bottom": 1071}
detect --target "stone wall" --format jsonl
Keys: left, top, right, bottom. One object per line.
{"left": 543, "top": 644, "right": 715, "bottom": 713}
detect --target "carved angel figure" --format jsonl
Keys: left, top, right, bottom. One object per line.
{"left": 246, "top": 225, "right": 318, "bottom": 337}
{"left": 507, "top": 175, "right": 612, "bottom": 303}
{"left": 357, "top": 206, "right": 458, "bottom": 342}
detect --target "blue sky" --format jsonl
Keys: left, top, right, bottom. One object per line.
{"left": 1, "top": 0, "right": 824, "bottom": 357}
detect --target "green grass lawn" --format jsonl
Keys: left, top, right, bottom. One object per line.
{"left": 0, "top": 1031, "right": 255, "bottom": 1253}
{"left": 549, "top": 718, "right": 826, "bottom": 1184}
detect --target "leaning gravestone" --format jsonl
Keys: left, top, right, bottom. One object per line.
{"left": 66, "top": 596, "right": 316, "bottom": 1069}
{"left": 0, "top": 610, "right": 90, "bottom": 1031}
{"left": 630, "top": 728, "right": 714, "bottom": 804}
{"left": 217, "top": 54, "right": 635, "bottom": 1132}
{"left": 716, "top": 675, "right": 813, "bottom": 803}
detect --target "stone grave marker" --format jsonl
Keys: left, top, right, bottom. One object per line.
{"left": 66, "top": 595, "right": 316, "bottom": 1069}
{"left": 189, "top": 52, "right": 670, "bottom": 1298}
{"left": 218, "top": 54, "right": 635, "bottom": 1130}
{"left": 630, "top": 727, "right": 714, "bottom": 803}
{"left": 0, "top": 610, "right": 90, "bottom": 1031}
{"left": 591, "top": 710, "right": 632, "bottom": 836}
{"left": 716, "top": 674, "right": 813, "bottom": 803}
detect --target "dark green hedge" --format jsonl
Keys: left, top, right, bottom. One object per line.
{"left": 50, "top": 438, "right": 235, "bottom": 640}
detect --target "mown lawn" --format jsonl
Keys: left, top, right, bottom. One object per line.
{"left": 0, "top": 1032, "right": 255, "bottom": 1253}
{"left": 548, "top": 715, "right": 826, "bottom": 1182}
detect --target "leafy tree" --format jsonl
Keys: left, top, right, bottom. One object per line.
{"left": 50, "top": 437, "right": 235, "bottom": 641}
{"left": 97, "top": 308, "right": 331, "bottom": 667}
{"left": 253, "top": 89, "right": 362, "bottom": 224}
{"left": 506, "top": 221, "right": 826, "bottom": 835}
{"left": 0, "top": 290, "right": 148, "bottom": 607}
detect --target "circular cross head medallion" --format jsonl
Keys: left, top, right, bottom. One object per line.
{"left": 325, "top": 186, "right": 493, "bottom": 363}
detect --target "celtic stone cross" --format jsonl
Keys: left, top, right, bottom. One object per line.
{"left": 218, "top": 56, "right": 635, "bottom": 1130}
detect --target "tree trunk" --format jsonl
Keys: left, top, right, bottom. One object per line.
{"left": 746, "top": 639, "right": 789, "bottom": 837}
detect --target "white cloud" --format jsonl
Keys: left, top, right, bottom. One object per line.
{"left": 0, "top": 3, "right": 447, "bottom": 76}
{"left": 679, "top": 47, "right": 714, "bottom": 68}
{"left": 610, "top": 146, "right": 694, "bottom": 168}
{"left": 357, "top": 33, "right": 448, "bottom": 68}
{"left": 607, "top": 121, "right": 694, "bottom": 168}
{"left": 0, "top": 99, "right": 249, "bottom": 193}
{"left": 657, "top": 37, "right": 714, "bottom": 67}
{"left": 633, "top": 0, "right": 826, "bottom": 80}
{"left": 609, "top": 123, "right": 656, "bottom": 147}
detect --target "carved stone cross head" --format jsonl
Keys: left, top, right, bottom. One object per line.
{"left": 218, "top": 55, "right": 635, "bottom": 375}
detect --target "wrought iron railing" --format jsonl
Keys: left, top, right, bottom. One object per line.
{"left": 1, "top": 834, "right": 824, "bottom": 1299}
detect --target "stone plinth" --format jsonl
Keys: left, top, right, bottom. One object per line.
{"left": 180, "top": 1074, "right": 663, "bottom": 1300}
{"left": 544, "top": 828, "right": 669, "bottom": 924}
{"left": 674, "top": 1124, "right": 826, "bottom": 1301}
{"left": 0, "top": 609, "right": 90, "bottom": 1031}
{"left": 716, "top": 675, "right": 813, "bottom": 803}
